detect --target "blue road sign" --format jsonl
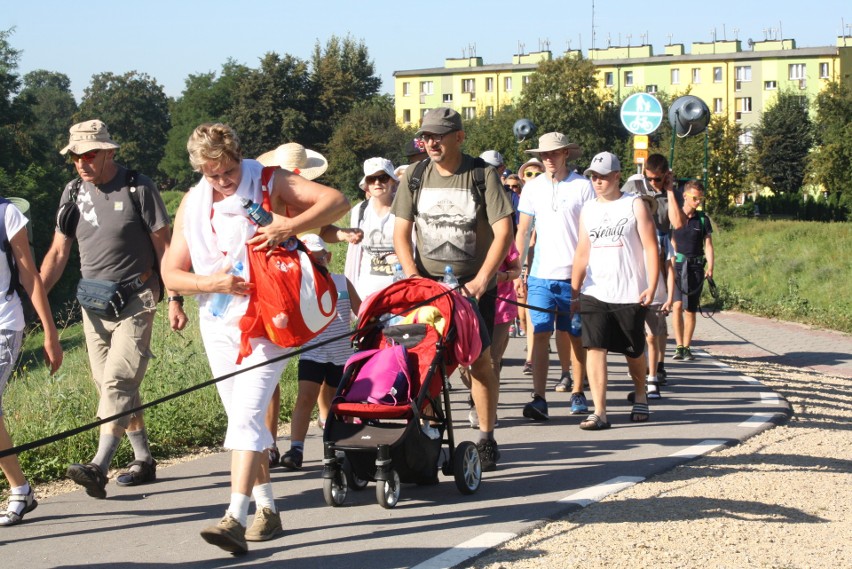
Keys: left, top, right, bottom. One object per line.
{"left": 620, "top": 93, "right": 664, "bottom": 135}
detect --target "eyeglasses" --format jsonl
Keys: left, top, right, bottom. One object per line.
{"left": 69, "top": 150, "right": 100, "bottom": 162}
{"left": 365, "top": 173, "right": 391, "bottom": 185}
{"left": 418, "top": 132, "right": 446, "bottom": 143}
{"left": 524, "top": 170, "right": 543, "bottom": 179}
{"left": 504, "top": 184, "right": 521, "bottom": 190}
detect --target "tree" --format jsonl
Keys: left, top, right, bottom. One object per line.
{"left": 807, "top": 80, "right": 852, "bottom": 210}
{"left": 0, "top": 28, "right": 41, "bottom": 173}
{"left": 461, "top": 105, "right": 526, "bottom": 171}
{"left": 20, "top": 70, "right": 78, "bottom": 162}
{"left": 76, "top": 71, "right": 170, "bottom": 182}
{"left": 705, "top": 115, "right": 746, "bottom": 212}
{"left": 306, "top": 35, "right": 382, "bottom": 149}
{"left": 226, "top": 52, "right": 311, "bottom": 160}
{"left": 749, "top": 90, "right": 813, "bottom": 195}
{"left": 324, "top": 95, "right": 408, "bottom": 202}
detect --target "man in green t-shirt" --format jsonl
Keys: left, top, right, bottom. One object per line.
{"left": 392, "top": 107, "right": 514, "bottom": 472}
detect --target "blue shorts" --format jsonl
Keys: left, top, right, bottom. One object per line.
{"left": 526, "top": 276, "right": 573, "bottom": 334}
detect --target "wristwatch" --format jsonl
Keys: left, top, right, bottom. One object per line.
{"left": 167, "top": 295, "right": 185, "bottom": 306}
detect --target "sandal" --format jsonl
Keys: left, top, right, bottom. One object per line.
{"left": 579, "top": 414, "right": 611, "bottom": 431}
{"left": 115, "top": 459, "right": 157, "bottom": 487}
{"left": 630, "top": 403, "right": 651, "bottom": 422}
{"left": 0, "top": 487, "right": 38, "bottom": 526}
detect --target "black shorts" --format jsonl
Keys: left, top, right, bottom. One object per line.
{"left": 579, "top": 294, "right": 647, "bottom": 359}
{"left": 674, "top": 261, "right": 705, "bottom": 313}
{"left": 297, "top": 359, "right": 344, "bottom": 388}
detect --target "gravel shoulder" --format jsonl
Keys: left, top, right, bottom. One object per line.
{"left": 470, "top": 357, "right": 852, "bottom": 569}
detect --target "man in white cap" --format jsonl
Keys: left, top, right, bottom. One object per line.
{"left": 392, "top": 107, "right": 514, "bottom": 472}
{"left": 514, "top": 132, "right": 595, "bottom": 421}
{"left": 40, "top": 119, "right": 188, "bottom": 498}
{"left": 571, "top": 151, "right": 658, "bottom": 429}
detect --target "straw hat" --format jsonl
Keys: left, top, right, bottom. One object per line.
{"left": 256, "top": 143, "right": 328, "bottom": 180}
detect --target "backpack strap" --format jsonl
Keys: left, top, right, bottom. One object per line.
{"left": 356, "top": 198, "right": 369, "bottom": 228}
{"left": 0, "top": 199, "right": 14, "bottom": 299}
{"left": 260, "top": 166, "right": 277, "bottom": 212}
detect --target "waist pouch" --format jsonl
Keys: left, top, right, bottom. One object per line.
{"left": 76, "top": 279, "right": 128, "bottom": 318}
{"left": 675, "top": 253, "right": 705, "bottom": 265}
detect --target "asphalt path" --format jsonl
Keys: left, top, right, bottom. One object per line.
{"left": 1, "top": 333, "right": 788, "bottom": 568}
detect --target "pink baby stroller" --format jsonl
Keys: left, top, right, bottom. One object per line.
{"left": 321, "top": 279, "right": 482, "bottom": 508}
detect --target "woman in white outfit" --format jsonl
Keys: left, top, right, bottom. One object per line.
{"left": 161, "top": 123, "right": 349, "bottom": 554}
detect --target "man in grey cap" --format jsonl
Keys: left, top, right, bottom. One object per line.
{"left": 40, "top": 120, "right": 187, "bottom": 498}
{"left": 514, "top": 132, "right": 596, "bottom": 421}
{"left": 392, "top": 107, "right": 514, "bottom": 472}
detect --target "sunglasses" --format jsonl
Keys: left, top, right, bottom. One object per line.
{"left": 644, "top": 175, "right": 664, "bottom": 183}
{"left": 69, "top": 150, "right": 100, "bottom": 162}
{"left": 504, "top": 184, "right": 521, "bottom": 190}
{"left": 524, "top": 170, "right": 543, "bottom": 179}
{"left": 365, "top": 173, "right": 391, "bottom": 185}
{"left": 684, "top": 193, "right": 703, "bottom": 201}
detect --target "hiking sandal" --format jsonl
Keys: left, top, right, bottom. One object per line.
{"left": 0, "top": 487, "right": 38, "bottom": 526}
{"left": 115, "top": 459, "right": 157, "bottom": 487}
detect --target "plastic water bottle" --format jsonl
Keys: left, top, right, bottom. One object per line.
{"left": 569, "top": 312, "right": 582, "bottom": 337}
{"left": 241, "top": 198, "right": 298, "bottom": 251}
{"left": 392, "top": 263, "right": 406, "bottom": 282}
{"left": 209, "top": 261, "right": 244, "bottom": 318}
{"left": 442, "top": 265, "right": 459, "bottom": 288}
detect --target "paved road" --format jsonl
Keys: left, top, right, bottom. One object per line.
{"left": 2, "top": 311, "right": 814, "bottom": 568}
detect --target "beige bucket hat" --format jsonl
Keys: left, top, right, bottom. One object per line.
{"left": 59, "top": 120, "right": 120, "bottom": 155}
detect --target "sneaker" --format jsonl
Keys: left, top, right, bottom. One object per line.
{"left": 672, "top": 346, "right": 685, "bottom": 360}
{"left": 570, "top": 392, "right": 590, "bottom": 414}
{"left": 476, "top": 439, "right": 501, "bottom": 472}
{"left": 267, "top": 446, "right": 280, "bottom": 468}
{"left": 245, "top": 507, "right": 283, "bottom": 542}
{"left": 523, "top": 395, "right": 549, "bottom": 421}
{"left": 115, "top": 459, "right": 157, "bottom": 487}
{"left": 657, "top": 367, "right": 668, "bottom": 385}
{"left": 66, "top": 463, "right": 107, "bottom": 499}
{"left": 468, "top": 406, "right": 479, "bottom": 429}
{"left": 554, "top": 370, "right": 572, "bottom": 392}
{"left": 200, "top": 511, "right": 247, "bottom": 554}
{"left": 683, "top": 347, "right": 695, "bottom": 361}
{"left": 522, "top": 361, "right": 533, "bottom": 375}
{"left": 280, "top": 448, "right": 303, "bottom": 471}
{"left": 0, "top": 486, "right": 38, "bottom": 526}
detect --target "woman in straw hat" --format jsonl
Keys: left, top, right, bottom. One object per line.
{"left": 161, "top": 124, "right": 348, "bottom": 554}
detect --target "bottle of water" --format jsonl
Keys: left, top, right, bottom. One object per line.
{"left": 392, "top": 263, "right": 406, "bottom": 282}
{"left": 209, "top": 261, "right": 245, "bottom": 318}
{"left": 569, "top": 312, "right": 582, "bottom": 337}
{"left": 241, "top": 198, "right": 298, "bottom": 251}
{"left": 442, "top": 265, "right": 459, "bottom": 288}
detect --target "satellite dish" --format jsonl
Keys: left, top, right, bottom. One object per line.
{"left": 668, "top": 96, "right": 710, "bottom": 138}
{"left": 513, "top": 118, "right": 536, "bottom": 142}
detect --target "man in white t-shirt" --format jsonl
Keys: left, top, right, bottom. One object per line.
{"left": 514, "top": 132, "right": 595, "bottom": 421}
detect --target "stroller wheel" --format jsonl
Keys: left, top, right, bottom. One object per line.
{"left": 376, "top": 469, "right": 401, "bottom": 509}
{"left": 453, "top": 441, "right": 482, "bottom": 495}
{"left": 323, "top": 468, "right": 348, "bottom": 507}
{"left": 343, "top": 457, "right": 369, "bottom": 491}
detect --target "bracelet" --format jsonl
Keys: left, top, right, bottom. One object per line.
{"left": 167, "top": 295, "right": 184, "bottom": 305}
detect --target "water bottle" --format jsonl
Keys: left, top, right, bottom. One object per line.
{"left": 442, "top": 265, "right": 459, "bottom": 288}
{"left": 209, "top": 261, "right": 245, "bottom": 317}
{"left": 392, "top": 263, "right": 406, "bottom": 282}
{"left": 569, "top": 312, "right": 582, "bottom": 337}
{"left": 241, "top": 198, "right": 298, "bottom": 251}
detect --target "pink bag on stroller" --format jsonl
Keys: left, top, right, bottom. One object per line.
{"left": 342, "top": 345, "right": 411, "bottom": 405}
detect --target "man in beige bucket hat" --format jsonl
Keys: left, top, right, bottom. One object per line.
{"left": 514, "top": 131, "right": 595, "bottom": 421}
{"left": 41, "top": 119, "right": 187, "bottom": 499}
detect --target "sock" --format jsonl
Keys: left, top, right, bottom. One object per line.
{"left": 252, "top": 482, "right": 277, "bottom": 513}
{"left": 647, "top": 376, "right": 659, "bottom": 391}
{"left": 657, "top": 362, "right": 666, "bottom": 373}
{"left": 7, "top": 484, "right": 31, "bottom": 516}
{"left": 479, "top": 429, "right": 494, "bottom": 443}
{"left": 91, "top": 433, "right": 121, "bottom": 474}
{"left": 290, "top": 441, "right": 304, "bottom": 453}
{"left": 227, "top": 493, "right": 251, "bottom": 526}
{"left": 127, "top": 428, "right": 153, "bottom": 465}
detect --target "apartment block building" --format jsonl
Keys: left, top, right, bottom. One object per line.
{"left": 394, "top": 36, "right": 852, "bottom": 136}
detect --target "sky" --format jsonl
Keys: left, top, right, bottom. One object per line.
{"left": 5, "top": 1, "right": 851, "bottom": 101}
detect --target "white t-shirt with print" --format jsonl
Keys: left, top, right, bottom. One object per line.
{"left": 354, "top": 201, "right": 396, "bottom": 299}
{"left": 0, "top": 204, "right": 28, "bottom": 331}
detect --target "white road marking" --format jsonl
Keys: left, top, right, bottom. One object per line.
{"left": 738, "top": 412, "right": 777, "bottom": 427}
{"left": 409, "top": 532, "right": 517, "bottom": 569}
{"left": 558, "top": 476, "right": 645, "bottom": 506}
{"left": 669, "top": 439, "right": 727, "bottom": 458}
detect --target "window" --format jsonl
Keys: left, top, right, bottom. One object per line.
{"left": 486, "top": 106, "right": 494, "bottom": 118}
{"left": 419, "top": 81, "right": 433, "bottom": 95}
{"left": 462, "top": 78, "right": 475, "bottom": 93}
{"left": 486, "top": 77, "right": 494, "bottom": 92}
{"left": 420, "top": 109, "right": 429, "bottom": 119}
{"left": 402, "top": 82, "right": 410, "bottom": 96}
{"left": 764, "top": 80, "right": 777, "bottom": 90}
{"left": 442, "top": 93, "right": 453, "bottom": 103}
{"left": 504, "top": 76, "right": 513, "bottom": 91}
{"left": 523, "top": 75, "right": 532, "bottom": 85}
{"left": 735, "top": 66, "right": 752, "bottom": 81}
{"left": 402, "top": 109, "right": 411, "bottom": 124}
{"left": 624, "top": 71, "right": 634, "bottom": 86}
{"left": 713, "top": 98, "right": 723, "bottom": 113}
{"left": 788, "top": 64, "right": 806, "bottom": 80}
{"left": 671, "top": 68, "right": 680, "bottom": 84}
{"left": 713, "top": 67, "right": 723, "bottom": 83}
{"left": 819, "top": 62, "right": 829, "bottom": 78}
{"left": 646, "top": 84, "right": 658, "bottom": 93}
{"left": 736, "top": 97, "right": 752, "bottom": 113}
{"left": 604, "top": 72, "right": 614, "bottom": 87}
{"left": 462, "top": 107, "right": 476, "bottom": 120}
{"left": 692, "top": 68, "right": 701, "bottom": 84}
